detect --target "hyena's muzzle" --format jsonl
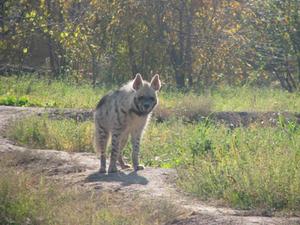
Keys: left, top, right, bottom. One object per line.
{"left": 133, "top": 95, "right": 157, "bottom": 116}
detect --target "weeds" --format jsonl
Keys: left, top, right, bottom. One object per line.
{"left": 177, "top": 122, "right": 300, "bottom": 211}
{"left": 6, "top": 116, "right": 94, "bottom": 152}
{"left": 0, "top": 158, "right": 180, "bottom": 225}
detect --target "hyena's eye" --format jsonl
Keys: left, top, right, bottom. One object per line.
{"left": 138, "top": 96, "right": 144, "bottom": 101}
{"left": 149, "top": 97, "right": 155, "bottom": 101}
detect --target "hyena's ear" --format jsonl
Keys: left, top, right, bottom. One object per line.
{"left": 150, "top": 74, "right": 161, "bottom": 91}
{"left": 132, "top": 73, "right": 143, "bottom": 90}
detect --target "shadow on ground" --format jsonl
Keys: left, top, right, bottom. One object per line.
{"left": 85, "top": 170, "right": 149, "bottom": 186}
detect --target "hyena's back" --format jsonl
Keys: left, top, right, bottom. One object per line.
{"left": 95, "top": 90, "right": 127, "bottom": 132}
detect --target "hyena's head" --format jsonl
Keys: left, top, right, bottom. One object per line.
{"left": 131, "top": 73, "right": 161, "bottom": 116}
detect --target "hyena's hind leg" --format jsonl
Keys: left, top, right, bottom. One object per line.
{"left": 95, "top": 123, "right": 109, "bottom": 173}
{"left": 118, "top": 134, "right": 131, "bottom": 169}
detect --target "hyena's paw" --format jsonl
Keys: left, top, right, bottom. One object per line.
{"left": 99, "top": 167, "right": 106, "bottom": 174}
{"left": 108, "top": 165, "right": 118, "bottom": 173}
{"left": 134, "top": 165, "right": 144, "bottom": 171}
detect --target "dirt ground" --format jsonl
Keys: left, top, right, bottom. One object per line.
{"left": 0, "top": 106, "right": 299, "bottom": 225}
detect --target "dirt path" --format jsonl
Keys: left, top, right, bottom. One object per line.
{"left": 0, "top": 106, "right": 299, "bottom": 225}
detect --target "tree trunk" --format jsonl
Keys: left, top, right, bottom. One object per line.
{"left": 175, "top": 68, "right": 185, "bottom": 89}
{"left": 46, "top": 0, "right": 59, "bottom": 78}
{"left": 91, "top": 53, "right": 97, "bottom": 87}
{"left": 185, "top": 2, "right": 194, "bottom": 87}
{"left": 127, "top": 33, "right": 138, "bottom": 77}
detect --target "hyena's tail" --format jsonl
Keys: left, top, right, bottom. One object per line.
{"left": 94, "top": 118, "right": 109, "bottom": 172}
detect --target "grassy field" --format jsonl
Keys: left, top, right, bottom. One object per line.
{"left": 2, "top": 75, "right": 300, "bottom": 214}
{"left": 1, "top": 75, "right": 299, "bottom": 111}
{"left": 6, "top": 116, "right": 300, "bottom": 212}
{"left": 0, "top": 156, "right": 179, "bottom": 225}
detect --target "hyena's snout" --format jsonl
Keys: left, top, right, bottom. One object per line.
{"left": 139, "top": 96, "right": 157, "bottom": 113}
{"left": 143, "top": 101, "right": 154, "bottom": 111}
{"left": 143, "top": 102, "right": 151, "bottom": 110}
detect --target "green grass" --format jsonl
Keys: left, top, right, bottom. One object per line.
{"left": 7, "top": 115, "right": 94, "bottom": 152}
{"left": 2, "top": 74, "right": 300, "bottom": 212}
{"left": 0, "top": 156, "right": 180, "bottom": 225}
{"left": 6, "top": 115, "right": 300, "bottom": 212}
{"left": 1, "top": 75, "right": 299, "bottom": 111}
{"left": 0, "top": 75, "right": 109, "bottom": 108}
{"left": 177, "top": 120, "right": 300, "bottom": 211}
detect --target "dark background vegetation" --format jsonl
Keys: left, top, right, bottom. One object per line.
{"left": 1, "top": 0, "right": 300, "bottom": 91}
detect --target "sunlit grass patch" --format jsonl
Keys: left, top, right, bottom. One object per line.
{"left": 0, "top": 75, "right": 109, "bottom": 108}
{"left": 177, "top": 121, "right": 300, "bottom": 211}
{"left": 211, "top": 85, "right": 300, "bottom": 112}
{"left": 6, "top": 116, "right": 94, "bottom": 152}
{"left": 1, "top": 75, "right": 299, "bottom": 112}
{"left": 0, "top": 158, "right": 180, "bottom": 225}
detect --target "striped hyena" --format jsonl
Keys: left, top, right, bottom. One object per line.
{"left": 94, "top": 74, "right": 161, "bottom": 173}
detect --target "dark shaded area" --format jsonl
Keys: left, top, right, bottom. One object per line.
{"left": 86, "top": 170, "right": 149, "bottom": 187}
{"left": 168, "top": 213, "right": 239, "bottom": 225}
{"left": 1, "top": 151, "right": 86, "bottom": 176}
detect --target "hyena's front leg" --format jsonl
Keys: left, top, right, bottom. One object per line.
{"left": 108, "top": 130, "right": 123, "bottom": 173}
{"left": 131, "top": 132, "right": 144, "bottom": 171}
{"left": 118, "top": 134, "right": 131, "bottom": 169}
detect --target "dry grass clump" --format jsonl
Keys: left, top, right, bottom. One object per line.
{"left": 155, "top": 95, "right": 212, "bottom": 121}
{"left": 0, "top": 155, "right": 181, "bottom": 225}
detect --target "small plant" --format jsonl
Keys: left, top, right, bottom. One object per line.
{"left": 0, "top": 95, "right": 29, "bottom": 106}
{"left": 190, "top": 119, "right": 213, "bottom": 164}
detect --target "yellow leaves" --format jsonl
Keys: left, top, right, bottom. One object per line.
{"left": 60, "top": 31, "right": 69, "bottom": 38}
{"left": 0, "top": 25, "right": 8, "bottom": 33}
{"left": 231, "top": 1, "right": 240, "bottom": 9}
{"left": 40, "top": 0, "right": 45, "bottom": 8}
{"left": 25, "top": 10, "right": 37, "bottom": 19}
{"left": 23, "top": 48, "right": 28, "bottom": 54}
{"left": 0, "top": 40, "right": 7, "bottom": 49}
{"left": 195, "top": 11, "right": 202, "bottom": 17}
{"left": 90, "top": 44, "right": 98, "bottom": 49}
{"left": 91, "top": 0, "right": 97, "bottom": 5}
{"left": 226, "top": 24, "right": 241, "bottom": 35}
{"left": 283, "top": 32, "right": 290, "bottom": 41}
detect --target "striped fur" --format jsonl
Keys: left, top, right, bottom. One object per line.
{"left": 94, "top": 74, "right": 161, "bottom": 173}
